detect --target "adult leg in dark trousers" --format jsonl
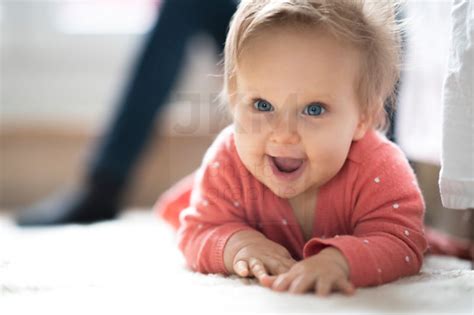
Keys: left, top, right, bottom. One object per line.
{"left": 16, "top": 0, "right": 238, "bottom": 226}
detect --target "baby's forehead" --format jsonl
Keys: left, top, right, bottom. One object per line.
{"left": 236, "top": 28, "right": 362, "bottom": 101}
{"left": 240, "top": 24, "right": 358, "bottom": 57}
{"left": 239, "top": 26, "right": 361, "bottom": 74}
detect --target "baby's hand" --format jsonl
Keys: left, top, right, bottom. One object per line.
{"left": 224, "top": 230, "right": 296, "bottom": 284}
{"left": 268, "top": 247, "right": 355, "bottom": 296}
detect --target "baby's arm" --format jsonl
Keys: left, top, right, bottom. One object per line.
{"left": 177, "top": 126, "right": 295, "bottom": 276}
{"left": 179, "top": 201, "right": 295, "bottom": 277}
{"left": 303, "top": 145, "right": 428, "bottom": 288}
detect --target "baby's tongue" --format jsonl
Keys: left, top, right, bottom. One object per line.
{"left": 273, "top": 157, "right": 303, "bottom": 172}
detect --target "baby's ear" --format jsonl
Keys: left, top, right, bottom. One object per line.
{"left": 352, "top": 113, "right": 371, "bottom": 141}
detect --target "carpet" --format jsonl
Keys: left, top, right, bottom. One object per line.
{"left": 0, "top": 210, "right": 472, "bottom": 314}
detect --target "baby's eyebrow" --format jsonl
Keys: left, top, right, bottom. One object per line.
{"left": 239, "top": 91, "right": 337, "bottom": 107}
{"left": 236, "top": 91, "right": 260, "bottom": 102}
{"left": 292, "top": 95, "right": 336, "bottom": 107}
{"left": 304, "top": 93, "right": 335, "bottom": 102}
{"left": 304, "top": 93, "right": 339, "bottom": 105}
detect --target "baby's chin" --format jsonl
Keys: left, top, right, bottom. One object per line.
{"left": 252, "top": 172, "right": 308, "bottom": 199}
{"left": 265, "top": 182, "right": 303, "bottom": 199}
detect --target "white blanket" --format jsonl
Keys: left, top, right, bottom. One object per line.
{"left": 0, "top": 210, "right": 472, "bottom": 315}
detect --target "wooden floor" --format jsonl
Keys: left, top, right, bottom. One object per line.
{"left": 0, "top": 126, "right": 215, "bottom": 211}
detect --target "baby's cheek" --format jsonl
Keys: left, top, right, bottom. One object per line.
{"left": 235, "top": 118, "right": 269, "bottom": 152}
{"left": 324, "top": 149, "right": 349, "bottom": 176}
{"left": 234, "top": 135, "right": 263, "bottom": 172}
{"left": 246, "top": 115, "right": 268, "bottom": 135}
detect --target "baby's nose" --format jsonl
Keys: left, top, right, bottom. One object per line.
{"left": 270, "top": 114, "right": 301, "bottom": 144}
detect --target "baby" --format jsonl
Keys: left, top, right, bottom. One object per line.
{"left": 156, "top": 0, "right": 427, "bottom": 296}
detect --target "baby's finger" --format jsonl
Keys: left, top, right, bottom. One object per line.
{"left": 260, "top": 275, "right": 277, "bottom": 288}
{"left": 289, "top": 275, "right": 315, "bottom": 294}
{"left": 249, "top": 257, "right": 269, "bottom": 282}
{"left": 315, "top": 276, "right": 333, "bottom": 297}
{"left": 234, "top": 260, "right": 250, "bottom": 277}
{"left": 335, "top": 278, "right": 356, "bottom": 295}
{"left": 271, "top": 273, "right": 294, "bottom": 292}
{"left": 265, "top": 259, "right": 291, "bottom": 276}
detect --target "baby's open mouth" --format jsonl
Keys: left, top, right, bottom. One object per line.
{"left": 271, "top": 156, "right": 304, "bottom": 173}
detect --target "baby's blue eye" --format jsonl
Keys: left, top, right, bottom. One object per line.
{"left": 304, "top": 103, "right": 326, "bottom": 116}
{"left": 254, "top": 99, "right": 273, "bottom": 112}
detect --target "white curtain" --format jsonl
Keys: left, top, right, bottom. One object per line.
{"left": 439, "top": 0, "right": 474, "bottom": 210}
{"left": 396, "top": 1, "right": 453, "bottom": 165}
{"left": 397, "top": 1, "right": 473, "bottom": 209}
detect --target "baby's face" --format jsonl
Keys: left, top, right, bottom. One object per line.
{"left": 232, "top": 26, "right": 369, "bottom": 201}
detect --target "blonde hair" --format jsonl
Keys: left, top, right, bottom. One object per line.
{"left": 222, "top": 0, "right": 404, "bottom": 132}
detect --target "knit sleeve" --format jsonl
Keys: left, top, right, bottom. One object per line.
{"left": 177, "top": 127, "right": 255, "bottom": 274}
{"left": 303, "top": 143, "right": 428, "bottom": 287}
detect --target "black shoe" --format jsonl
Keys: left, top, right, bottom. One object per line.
{"left": 15, "top": 186, "right": 121, "bottom": 226}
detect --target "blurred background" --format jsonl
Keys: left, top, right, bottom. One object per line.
{"left": 1, "top": 0, "right": 231, "bottom": 212}
{"left": 0, "top": 0, "right": 471, "bottom": 240}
